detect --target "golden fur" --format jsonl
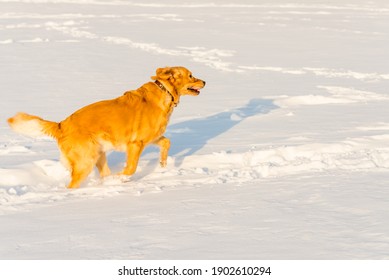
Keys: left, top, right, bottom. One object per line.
{"left": 8, "top": 66, "right": 206, "bottom": 188}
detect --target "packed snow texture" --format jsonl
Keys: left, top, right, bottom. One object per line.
{"left": 1, "top": 0, "right": 389, "bottom": 259}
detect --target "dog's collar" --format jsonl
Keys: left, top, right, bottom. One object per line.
{"left": 155, "top": 80, "right": 178, "bottom": 107}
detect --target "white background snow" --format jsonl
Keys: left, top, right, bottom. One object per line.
{"left": 1, "top": 0, "right": 389, "bottom": 259}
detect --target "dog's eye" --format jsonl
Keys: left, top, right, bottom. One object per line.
{"left": 189, "top": 74, "right": 193, "bottom": 78}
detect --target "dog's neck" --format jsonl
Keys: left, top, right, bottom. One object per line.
{"left": 154, "top": 80, "right": 179, "bottom": 107}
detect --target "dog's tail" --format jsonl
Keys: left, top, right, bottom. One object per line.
{"left": 7, "top": 112, "right": 61, "bottom": 139}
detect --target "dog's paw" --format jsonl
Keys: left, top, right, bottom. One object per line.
{"left": 160, "top": 161, "right": 167, "bottom": 168}
{"left": 120, "top": 175, "right": 132, "bottom": 183}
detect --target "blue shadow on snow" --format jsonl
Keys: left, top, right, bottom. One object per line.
{"left": 165, "top": 98, "right": 277, "bottom": 166}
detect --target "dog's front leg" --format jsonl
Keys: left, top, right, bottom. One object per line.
{"left": 153, "top": 136, "right": 171, "bottom": 167}
{"left": 121, "top": 141, "right": 145, "bottom": 176}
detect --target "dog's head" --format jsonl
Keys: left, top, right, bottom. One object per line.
{"left": 151, "top": 66, "right": 206, "bottom": 96}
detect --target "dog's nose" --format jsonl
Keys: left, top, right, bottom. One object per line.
{"left": 203, "top": 80, "right": 206, "bottom": 86}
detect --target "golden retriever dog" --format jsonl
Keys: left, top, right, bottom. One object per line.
{"left": 8, "top": 66, "right": 206, "bottom": 189}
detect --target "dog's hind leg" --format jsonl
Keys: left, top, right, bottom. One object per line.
{"left": 154, "top": 136, "right": 170, "bottom": 167}
{"left": 67, "top": 165, "right": 94, "bottom": 189}
{"left": 96, "top": 151, "right": 111, "bottom": 178}
{"left": 61, "top": 142, "right": 98, "bottom": 189}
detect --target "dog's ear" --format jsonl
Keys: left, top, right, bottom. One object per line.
{"left": 151, "top": 67, "right": 173, "bottom": 80}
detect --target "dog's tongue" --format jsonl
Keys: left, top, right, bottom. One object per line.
{"left": 189, "top": 87, "right": 201, "bottom": 94}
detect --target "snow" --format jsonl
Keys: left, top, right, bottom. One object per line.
{"left": 1, "top": 0, "right": 389, "bottom": 259}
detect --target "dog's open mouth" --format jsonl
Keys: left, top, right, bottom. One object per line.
{"left": 188, "top": 87, "right": 201, "bottom": 95}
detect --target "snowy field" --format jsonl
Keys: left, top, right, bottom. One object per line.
{"left": 1, "top": 0, "right": 389, "bottom": 259}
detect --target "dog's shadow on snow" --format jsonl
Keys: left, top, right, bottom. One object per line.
{"left": 166, "top": 98, "right": 277, "bottom": 166}
{"left": 107, "top": 98, "right": 277, "bottom": 178}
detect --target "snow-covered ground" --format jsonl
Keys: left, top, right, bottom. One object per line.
{"left": 1, "top": 0, "right": 389, "bottom": 259}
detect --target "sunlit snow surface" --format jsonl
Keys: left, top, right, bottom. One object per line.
{"left": 1, "top": 0, "right": 389, "bottom": 259}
